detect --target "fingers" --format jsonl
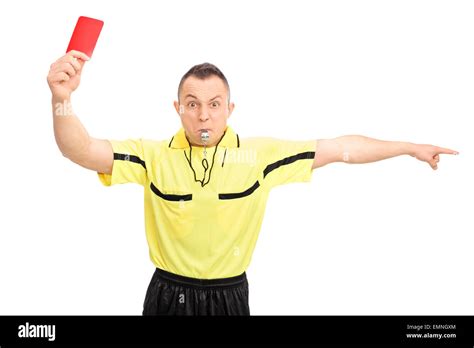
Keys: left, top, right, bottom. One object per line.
{"left": 49, "top": 63, "right": 76, "bottom": 80}
{"left": 49, "top": 52, "right": 89, "bottom": 81}
{"left": 429, "top": 160, "right": 438, "bottom": 170}
{"left": 49, "top": 71, "right": 70, "bottom": 84}
{"left": 436, "top": 147, "right": 459, "bottom": 155}
{"left": 430, "top": 147, "right": 459, "bottom": 170}
{"left": 54, "top": 52, "right": 89, "bottom": 67}
{"left": 67, "top": 50, "right": 91, "bottom": 62}
{"left": 69, "top": 57, "right": 82, "bottom": 71}
{"left": 56, "top": 62, "right": 77, "bottom": 77}
{"left": 429, "top": 154, "right": 441, "bottom": 170}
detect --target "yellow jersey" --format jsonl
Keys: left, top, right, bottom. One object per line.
{"left": 98, "top": 126, "right": 316, "bottom": 279}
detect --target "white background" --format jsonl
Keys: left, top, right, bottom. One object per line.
{"left": 0, "top": 0, "right": 472, "bottom": 315}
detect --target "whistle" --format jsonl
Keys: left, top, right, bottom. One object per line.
{"left": 200, "top": 131, "right": 210, "bottom": 144}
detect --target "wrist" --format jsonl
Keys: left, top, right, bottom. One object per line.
{"left": 52, "top": 93, "right": 71, "bottom": 104}
{"left": 404, "top": 142, "right": 417, "bottom": 157}
{"left": 52, "top": 95, "right": 74, "bottom": 117}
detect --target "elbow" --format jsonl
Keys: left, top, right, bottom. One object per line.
{"left": 57, "top": 140, "right": 91, "bottom": 165}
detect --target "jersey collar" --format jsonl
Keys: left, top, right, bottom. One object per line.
{"left": 168, "top": 126, "right": 240, "bottom": 149}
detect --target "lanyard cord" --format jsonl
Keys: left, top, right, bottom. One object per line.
{"left": 183, "top": 131, "right": 226, "bottom": 187}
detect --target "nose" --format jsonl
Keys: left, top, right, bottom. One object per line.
{"left": 199, "top": 107, "right": 210, "bottom": 122}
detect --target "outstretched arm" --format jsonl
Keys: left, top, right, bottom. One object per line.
{"left": 312, "top": 136, "right": 459, "bottom": 170}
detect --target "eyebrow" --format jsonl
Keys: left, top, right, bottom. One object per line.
{"left": 209, "top": 95, "right": 222, "bottom": 101}
{"left": 184, "top": 94, "right": 223, "bottom": 102}
{"left": 184, "top": 94, "right": 198, "bottom": 100}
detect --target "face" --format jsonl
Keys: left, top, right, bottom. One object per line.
{"left": 174, "top": 75, "right": 234, "bottom": 147}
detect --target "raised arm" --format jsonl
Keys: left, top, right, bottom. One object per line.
{"left": 313, "top": 135, "right": 459, "bottom": 170}
{"left": 47, "top": 50, "right": 113, "bottom": 174}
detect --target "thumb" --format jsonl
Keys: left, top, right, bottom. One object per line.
{"left": 72, "top": 55, "right": 87, "bottom": 68}
{"left": 75, "top": 59, "right": 87, "bottom": 76}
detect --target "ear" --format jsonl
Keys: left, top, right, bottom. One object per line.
{"left": 173, "top": 101, "right": 180, "bottom": 116}
{"left": 227, "top": 102, "right": 235, "bottom": 119}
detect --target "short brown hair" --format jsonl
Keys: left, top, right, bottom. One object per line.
{"left": 178, "top": 62, "right": 230, "bottom": 103}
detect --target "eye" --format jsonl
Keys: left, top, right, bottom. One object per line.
{"left": 211, "top": 102, "right": 219, "bottom": 108}
{"left": 188, "top": 102, "right": 197, "bottom": 108}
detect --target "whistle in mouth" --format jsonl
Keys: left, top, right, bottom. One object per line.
{"left": 200, "top": 131, "right": 210, "bottom": 144}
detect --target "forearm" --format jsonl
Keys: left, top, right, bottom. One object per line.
{"left": 52, "top": 96, "right": 91, "bottom": 162}
{"left": 334, "top": 135, "right": 416, "bottom": 164}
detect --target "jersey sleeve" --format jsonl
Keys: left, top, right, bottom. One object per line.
{"left": 97, "top": 139, "right": 148, "bottom": 187}
{"left": 260, "top": 138, "right": 316, "bottom": 189}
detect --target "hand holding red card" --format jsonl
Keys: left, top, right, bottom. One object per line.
{"left": 47, "top": 50, "right": 90, "bottom": 100}
{"left": 47, "top": 15, "right": 103, "bottom": 100}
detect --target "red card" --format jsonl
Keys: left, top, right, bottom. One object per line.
{"left": 66, "top": 16, "right": 104, "bottom": 58}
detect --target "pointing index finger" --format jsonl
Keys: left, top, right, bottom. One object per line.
{"left": 437, "top": 147, "right": 459, "bottom": 155}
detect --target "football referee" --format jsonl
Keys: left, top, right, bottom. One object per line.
{"left": 47, "top": 50, "right": 459, "bottom": 315}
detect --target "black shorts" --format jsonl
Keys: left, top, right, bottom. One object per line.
{"left": 142, "top": 267, "right": 250, "bottom": 315}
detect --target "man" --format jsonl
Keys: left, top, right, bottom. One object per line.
{"left": 47, "top": 50, "right": 459, "bottom": 315}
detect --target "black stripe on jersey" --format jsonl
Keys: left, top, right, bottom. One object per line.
{"left": 150, "top": 182, "right": 193, "bottom": 201}
{"left": 114, "top": 153, "right": 147, "bottom": 169}
{"left": 221, "top": 148, "right": 227, "bottom": 167}
{"left": 263, "top": 151, "right": 315, "bottom": 178}
{"left": 218, "top": 180, "right": 260, "bottom": 200}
